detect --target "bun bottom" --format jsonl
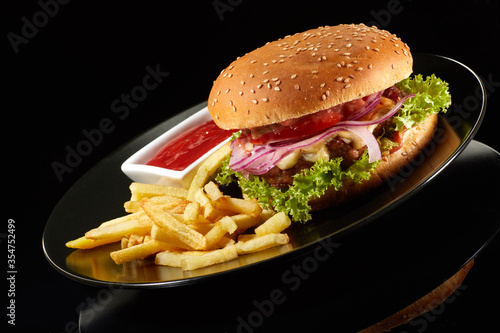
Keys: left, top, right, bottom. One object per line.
{"left": 309, "top": 114, "right": 439, "bottom": 211}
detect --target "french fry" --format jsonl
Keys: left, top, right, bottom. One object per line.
{"left": 236, "top": 233, "right": 290, "bottom": 255}
{"left": 230, "top": 214, "right": 263, "bottom": 234}
{"left": 204, "top": 216, "right": 238, "bottom": 250}
{"left": 155, "top": 250, "right": 206, "bottom": 268}
{"left": 110, "top": 240, "right": 165, "bottom": 265}
{"left": 141, "top": 197, "right": 191, "bottom": 215}
{"left": 203, "top": 202, "right": 219, "bottom": 222}
{"left": 130, "top": 182, "right": 188, "bottom": 201}
{"left": 183, "top": 202, "right": 200, "bottom": 224}
{"left": 141, "top": 199, "right": 207, "bottom": 250}
{"left": 126, "top": 234, "right": 145, "bottom": 248}
{"left": 215, "top": 197, "right": 262, "bottom": 217}
{"left": 204, "top": 181, "right": 224, "bottom": 201}
{"left": 65, "top": 235, "right": 123, "bottom": 249}
{"left": 187, "top": 142, "right": 231, "bottom": 201}
{"left": 193, "top": 188, "right": 210, "bottom": 205}
{"left": 254, "top": 212, "right": 291, "bottom": 237}
{"left": 180, "top": 245, "right": 238, "bottom": 271}
{"left": 85, "top": 217, "right": 150, "bottom": 240}
{"left": 150, "top": 225, "right": 194, "bottom": 250}
{"left": 124, "top": 200, "right": 141, "bottom": 213}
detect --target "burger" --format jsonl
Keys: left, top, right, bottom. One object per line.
{"left": 208, "top": 24, "right": 451, "bottom": 223}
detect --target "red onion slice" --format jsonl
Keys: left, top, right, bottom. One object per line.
{"left": 229, "top": 93, "right": 415, "bottom": 174}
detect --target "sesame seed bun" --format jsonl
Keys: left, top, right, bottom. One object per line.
{"left": 208, "top": 23, "right": 412, "bottom": 130}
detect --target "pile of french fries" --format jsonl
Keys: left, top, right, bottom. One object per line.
{"left": 66, "top": 143, "right": 291, "bottom": 271}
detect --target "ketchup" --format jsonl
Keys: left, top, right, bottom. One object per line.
{"left": 147, "top": 120, "right": 236, "bottom": 171}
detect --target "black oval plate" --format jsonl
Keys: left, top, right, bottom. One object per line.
{"left": 43, "top": 53, "right": 487, "bottom": 288}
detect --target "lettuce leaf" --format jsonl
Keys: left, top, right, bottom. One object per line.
{"left": 216, "top": 151, "right": 379, "bottom": 223}
{"left": 394, "top": 74, "right": 451, "bottom": 131}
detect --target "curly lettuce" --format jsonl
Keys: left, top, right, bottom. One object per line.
{"left": 394, "top": 74, "right": 451, "bottom": 131}
{"left": 216, "top": 151, "right": 379, "bottom": 223}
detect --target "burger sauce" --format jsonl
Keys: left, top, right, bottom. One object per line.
{"left": 146, "top": 120, "right": 236, "bottom": 171}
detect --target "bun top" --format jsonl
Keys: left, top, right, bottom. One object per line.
{"left": 208, "top": 24, "right": 412, "bottom": 130}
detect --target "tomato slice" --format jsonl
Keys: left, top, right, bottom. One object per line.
{"left": 245, "top": 98, "right": 367, "bottom": 145}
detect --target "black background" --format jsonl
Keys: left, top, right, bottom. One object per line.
{"left": 5, "top": 0, "right": 500, "bottom": 332}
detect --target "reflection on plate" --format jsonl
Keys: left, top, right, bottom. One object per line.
{"left": 43, "top": 53, "right": 486, "bottom": 288}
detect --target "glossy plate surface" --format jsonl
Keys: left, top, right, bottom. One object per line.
{"left": 43, "top": 54, "right": 487, "bottom": 288}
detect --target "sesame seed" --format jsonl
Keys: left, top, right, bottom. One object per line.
{"left": 267, "top": 83, "right": 272, "bottom": 89}
{"left": 311, "top": 70, "right": 319, "bottom": 74}
{"left": 263, "top": 79, "right": 270, "bottom": 83}
{"left": 241, "top": 81, "right": 245, "bottom": 85}
{"left": 355, "top": 67, "right": 363, "bottom": 71}
{"left": 239, "top": 91, "right": 244, "bottom": 96}
{"left": 401, "top": 152, "right": 408, "bottom": 156}
{"left": 275, "top": 80, "right": 282, "bottom": 86}
{"left": 262, "top": 98, "right": 269, "bottom": 102}
{"left": 322, "top": 94, "right": 327, "bottom": 101}
{"left": 228, "top": 65, "right": 234, "bottom": 70}
{"left": 294, "top": 84, "right": 300, "bottom": 90}
{"left": 343, "top": 78, "right": 350, "bottom": 83}
{"left": 263, "top": 71, "right": 269, "bottom": 75}
{"left": 291, "top": 74, "right": 298, "bottom": 79}
{"left": 257, "top": 84, "right": 263, "bottom": 89}
{"left": 250, "top": 74, "right": 255, "bottom": 78}
{"left": 263, "top": 63, "right": 269, "bottom": 66}
{"left": 225, "top": 89, "right": 230, "bottom": 94}
{"left": 342, "top": 52, "right": 351, "bottom": 56}
{"left": 336, "top": 76, "right": 343, "bottom": 82}
{"left": 365, "top": 46, "right": 370, "bottom": 50}
{"left": 250, "top": 89, "right": 255, "bottom": 94}
{"left": 274, "top": 86, "right": 281, "bottom": 91}
{"left": 320, "top": 83, "right": 326, "bottom": 88}
{"left": 322, "top": 55, "right": 327, "bottom": 61}
{"left": 229, "top": 100, "right": 233, "bottom": 106}
{"left": 250, "top": 60, "right": 257, "bottom": 64}
{"left": 272, "top": 78, "right": 279, "bottom": 82}
{"left": 232, "top": 106, "right": 237, "bottom": 112}
{"left": 217, "top": 91, "right": 221, "bottom": 96}
{"left": 372, "top": 48, "right": 380, "bottom": 52}
{"left": 368, "top": 64, "right": 373, "bottom": 69}
{"left": 344, "top": 84, "right": 351, "bottom": 89}
{"left": 252, "top": 99, "right": 258, "bottom": 104}
{"left": 227, "top": 73, "right": 233, "bottom": 78}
